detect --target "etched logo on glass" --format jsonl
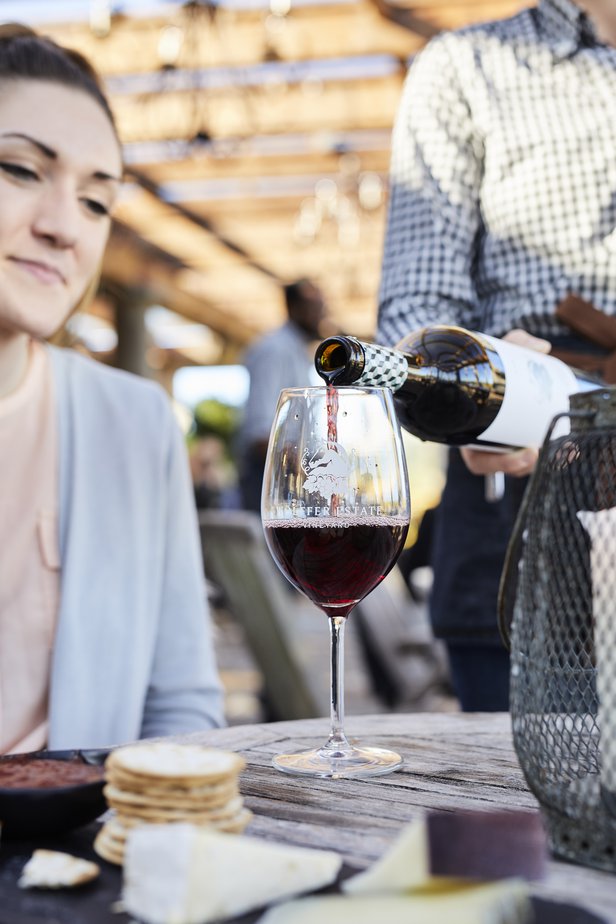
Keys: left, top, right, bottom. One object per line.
{"left": 301, "top": 444, "right": 350, "bottom": 502}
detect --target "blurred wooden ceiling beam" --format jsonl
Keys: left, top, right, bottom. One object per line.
{"left": 43, "top": 0, "right": 527, "bottom": 79}
{"left": 44, "top": 1, "right": 420, "bottom": 74}
{"left": 111, "top": 73, "right": 405, "bottom": 144}
{"left": 126, "top": 133, "right": 392, "bottom": 180}
{"left": 126, "top": 166, "right": 283, "bottom": 282}
{"left": 103, "top": 223, "right": 261, "bottom": 345}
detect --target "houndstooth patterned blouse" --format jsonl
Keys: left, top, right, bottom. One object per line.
{"left": 378, "top": 0, "right": 616, "bottom": 347}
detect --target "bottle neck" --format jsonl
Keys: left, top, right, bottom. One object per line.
{"left": 315, "top": 328, "right": 509, "bottom": 447}
{"left": 315, "top": 336, "right": 409, "bottom": 390}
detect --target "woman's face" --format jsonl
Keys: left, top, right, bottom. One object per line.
{"left": 0, "top": 79, "right": 122, "bottom": 340}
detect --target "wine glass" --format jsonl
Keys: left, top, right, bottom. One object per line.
{"left": 261, "top": 386, "right": 410, "bottom": 778}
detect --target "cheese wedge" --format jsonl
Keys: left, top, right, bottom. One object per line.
{"left": 344, "top": 811, "right": 546, "bottom": 895}
{"left": 260, "top": 881, "right": 532, "bottom": 924}
{"left": 122, "top": 823, "right": 342, "bottom": 924}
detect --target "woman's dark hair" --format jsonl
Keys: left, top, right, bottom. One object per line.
{"left": 0, "top": 23, "right": 117, "bottom": 134}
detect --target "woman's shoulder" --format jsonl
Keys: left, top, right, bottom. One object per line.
{"left": 47, "top": 345, "right": 175, "bottom": 435}
{"left": 49, "top": 345, "right": 166, "bottom": 402}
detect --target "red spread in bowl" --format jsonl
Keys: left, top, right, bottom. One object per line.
{"left": 0, "top": 756, "right": 104, "bottom": 790}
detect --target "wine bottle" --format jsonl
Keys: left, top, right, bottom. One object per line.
{"left": 314, "top": 325, "right": 600, "bottom": 451}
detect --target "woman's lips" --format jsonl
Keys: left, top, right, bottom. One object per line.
{"left": 11, "top": 258, "right": 65, "bottom": 285}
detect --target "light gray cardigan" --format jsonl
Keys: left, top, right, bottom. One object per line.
{"left": 46, "top": 346, "right": 224, "bottom": 749}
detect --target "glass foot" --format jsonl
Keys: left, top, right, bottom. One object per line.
{"left": 272, "top": 744, "right": 403, "bottom": 778}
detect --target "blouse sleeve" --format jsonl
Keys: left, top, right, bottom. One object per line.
{"left": 140, "top": 398, "right": 225, "bottom": 738}
{"left": 378, "top": 34, "right": 484, "bottom": 346}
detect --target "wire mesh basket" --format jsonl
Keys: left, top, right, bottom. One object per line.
{"left": 499, "top": 388, "right": 616, "bottom": 873}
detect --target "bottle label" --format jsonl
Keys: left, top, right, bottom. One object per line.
{"left": 479, "top": 334, "right": 595, "bottom": 447}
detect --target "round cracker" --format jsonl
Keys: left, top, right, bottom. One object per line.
{"left": 103, "top": 780, "right": 238, "bottom": 809}
{"left": 100, "top": 816, "right": 134, "bottom": 843}
{"left": 112, "top": 801, "right": 242, "bottom": 825}
{"left": 114, "top": 801, "right": 251, "bottom": 832}
{"left": 106, "top": 743, "right": 244, "bottom": 783}
{"left": 105, "top": 794, "right": 244, "bottom": 824}
{"left": 105, "top": 792, "right": 243, "bottom": 818}
{"left": 214, "top": 807, "right": 253, "bottom": 834}
{"left": 103, "top": 822, "right": 125, "bottom": 841}
{"left": 105, "top": 766, "right": 242, "bottom": 795}
{"left": 93, "top": 828, "right": 124, "bottom": 866}
{"left": 117, "top": 807, "right": 251, "bottom": 833}
{"left": 94, "top": 842, "right": 123, "bottom": 866}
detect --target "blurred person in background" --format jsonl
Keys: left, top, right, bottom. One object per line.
{"left": 0, "top": 24, "right": 223, "bottom": 753}
{"left": 238, "top": 279, "right": 329, "bottom": 512}
{"left": 190, "top": 397, "right": 241, "bottom": 511}
{"left": 378, "top": 0, "right": 616, "bottom": 711}
{"left": 190, "top": 433, "right": 240, "bottom": 511}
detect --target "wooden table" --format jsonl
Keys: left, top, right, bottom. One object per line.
{"left": 179, "top": 712, "right": 616, "bottom": 922}
{"left": 1, "top": 713, "right": 615, "bottom": 923}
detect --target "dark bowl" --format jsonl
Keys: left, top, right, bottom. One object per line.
{"left": 0, "top": 749, "right": 109, "bottom": 839}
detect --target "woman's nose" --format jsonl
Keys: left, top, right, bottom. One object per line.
{"left": 31, "top": 182, "right": 79, "bottom": 249}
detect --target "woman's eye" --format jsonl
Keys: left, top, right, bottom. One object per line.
{"left": 0, "top": 162, "right": 38, "bottom": 181}
{"left": 83, "top": 198, "right": 110, "bottom": 217}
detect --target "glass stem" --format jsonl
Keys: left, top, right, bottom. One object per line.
{"left": 327, "top": 615, "right": 350, "bottom": 752}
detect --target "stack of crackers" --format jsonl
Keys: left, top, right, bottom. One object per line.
{"left": 94, "top": 742, "right": 251, "bottom": 866}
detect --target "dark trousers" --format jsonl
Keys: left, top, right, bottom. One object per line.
{"left": 446, "top": 643, "right": 511, "bottom": 712}
{"left": 428, "top": 450, "right": 528, "bottom": 712}
{"left": 430, "top": 450, "right": 528, "bottom": 643}
{"left": 239, "top": 448, "right": 266, "bottom": 514}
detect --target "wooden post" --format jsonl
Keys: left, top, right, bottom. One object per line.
{"left": 114, "top": 287, "right": 150, "bottom": 378}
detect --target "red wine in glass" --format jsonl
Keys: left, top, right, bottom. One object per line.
{"left": 263, "top": 517, "right": 408, "bottom": 618}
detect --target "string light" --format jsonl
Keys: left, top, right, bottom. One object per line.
{"left": 158, "top": 25, "right": 185, "bottom": 69}
{"left": 89, "top": 0, "right": 111, "bottom": 38}
{"left": 293, "top": 161, "right": 384, "bottom": 249}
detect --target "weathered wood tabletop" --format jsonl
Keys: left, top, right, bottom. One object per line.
{"left": 175, "top": 711, "right": 616, "bottom": 923}
{"left": 2, "top": 712, "right": 615, "bottom": 923}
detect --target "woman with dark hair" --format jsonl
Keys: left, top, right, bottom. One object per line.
{"left": 0, "top": 25, "right": 224, "bottom": 752}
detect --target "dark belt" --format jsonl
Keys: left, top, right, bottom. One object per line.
{"left": 552, "top": 294, "right": 616, "bottom": 384}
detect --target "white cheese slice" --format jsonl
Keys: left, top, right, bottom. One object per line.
{"left": 342, "top": 817, "right": 430, "bottom": 894}
{"left": 260, "top": 881, "right": 531, "bottom": 924}
{"left": 18, "top": 850, "right": 100, "bottom": 889}
{"left": 122, "top": 823, "right": 342, "bottom": 924}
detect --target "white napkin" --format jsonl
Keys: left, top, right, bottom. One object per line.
{"left": 577, "top": 506, "right": 616, "bottom": 811}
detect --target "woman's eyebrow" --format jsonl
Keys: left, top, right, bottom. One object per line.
{"left": 92, "top": 169, "right": 122, "bottom": 184}
{"left": 0, "top": 131, "right": 122, "bottom": 183}
{"left": 0, "top": 131, "right": 57, "bottom": 159}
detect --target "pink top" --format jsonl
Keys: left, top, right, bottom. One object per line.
{"left": 0, "top": 341, "right": 60, "bottom": 754}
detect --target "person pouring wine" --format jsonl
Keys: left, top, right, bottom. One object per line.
{"left": 377, "top": 0, "right": 616, "bottom": 712}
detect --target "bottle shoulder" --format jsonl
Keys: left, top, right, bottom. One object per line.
{"left": 395, "top": 325, "right": 497, "bottom": 375}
